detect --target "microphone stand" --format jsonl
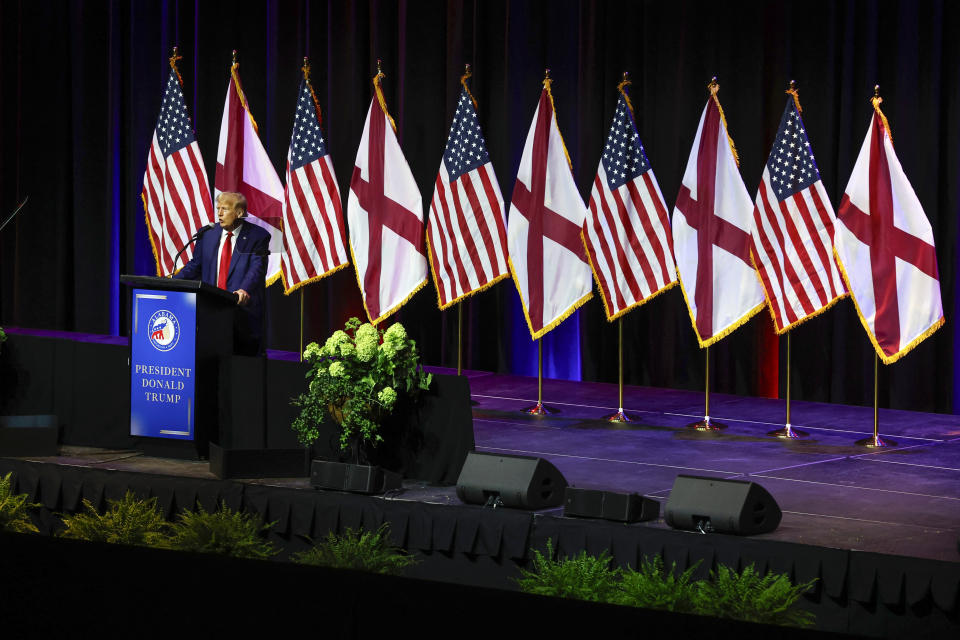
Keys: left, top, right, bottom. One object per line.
{"left": 0, "top": 197, "right": 29, "bottom": 234}
{"left": 169, "top": 224, "right": 215, "bottom": 274}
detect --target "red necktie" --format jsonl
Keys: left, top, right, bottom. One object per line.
{"left": 217, "top": 231, "right": 233, "bottom": 290}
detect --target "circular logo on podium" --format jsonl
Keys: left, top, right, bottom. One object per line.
{"left": 147, "top": 310, "right": 180, "bottom": 352}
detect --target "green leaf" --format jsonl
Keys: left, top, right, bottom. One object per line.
{"left": 291, "top": 524, "right": 418, "bottom": 575}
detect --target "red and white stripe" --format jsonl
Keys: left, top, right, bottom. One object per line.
{"left": 427, "top": 162, "right": 509, "bottom": 308}
{"left": 281, "top": 154, "right": 348, "bottom": 293}
{"left": 585, "top": 164, "right": 676, "bottom": 320}
{"left": 751, "top": 170, "right": 845, "bottom": 332}
{"left": 142, "top": 135, "right": 214, "bottom": 276}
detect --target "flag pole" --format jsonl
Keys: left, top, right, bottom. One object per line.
{"left": 523, "top": 339, "right": 557, "bottom": 415}
{"left": 768, "top": 332, "right": 808, "bottom": 438}
{"left": 856, "top": 352, "right": 896, "bottom": 447}
{"left": 299, "top": 288, "right": 305, "bottom": 363}
{"left": 602, "top": 317, "right": 635, "bottom": 422}
{"left": 457, "top": 301, "right": 463, "bottom": 376}
{"left": 687, "top": 345, "right": 725, "bottom": 430}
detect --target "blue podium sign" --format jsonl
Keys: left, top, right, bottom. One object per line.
{"left": 130, "top": 288, "right": 197, "bottom": 440}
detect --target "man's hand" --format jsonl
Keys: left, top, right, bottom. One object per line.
{"left": 235, "top": 289, "right": 251, "bottom": 306}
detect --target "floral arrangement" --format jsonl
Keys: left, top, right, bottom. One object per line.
{"left": 292, "top": 317, "right": 432, "bottom": 450}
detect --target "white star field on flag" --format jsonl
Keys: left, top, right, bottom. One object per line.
{"left": 442, "top": 89, "right": 490, "bottom": 181}
{"left": 289, "top": 81, "right": 329, "bottom": 168}
{"left": 766, "top": 101, "right": 820, "bottom": 200}
{"left": 601, "top": 94, "right": 650, "bottom": 189}
{"left": 156, "top": 70, "right": 196, "bottom": 157}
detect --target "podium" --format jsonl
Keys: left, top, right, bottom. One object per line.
{"left": 121, "top": 275, "right": 237, "bottom": 458}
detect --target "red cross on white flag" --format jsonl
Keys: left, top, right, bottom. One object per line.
{"left": 834, "top": 98, "right": 943, "bottom": 363}
{"left": 507, "top": 78, "right": 593, "bottom": 340}
{"left": 347, "top": 70, "right": 427, "bottom": 324}
{"left": 672, "top": 86, "right": 766, "bottom": 347}
{"left": 216, "top": 59, "right": 285, "bottom": 285}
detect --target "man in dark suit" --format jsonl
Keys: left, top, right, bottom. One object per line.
{"left": 174, "top": 191, "right": 270, "bottom": 355}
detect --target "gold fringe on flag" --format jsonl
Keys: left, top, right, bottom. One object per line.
{"left": 461, "top": 64, "right": 478, "bottom": 110}
{"left": 169, "top": 46, "right": 183, "bottom": 86}
{"left": 230, "top": 51, "right": 259, "bottom": 134}
{"left": 707, "top": 77, "right": 739, "bottom": 167}
{"left": 543, "top": 69, "right": 573, "bottom": 172}
{"left": 302, "top": 57, "right": 323, "bottom": 126}
{"left": 871, "top": 85, "right": 893, "bottom": 146}
{"left": 373, "top": 60, "right": 398, "bottom": 133}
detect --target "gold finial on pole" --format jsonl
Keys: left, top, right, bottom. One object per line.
{"left": 617, "top": 71, "right": 634, "bottom": 112}
{"left": 869, "top": 84, "right": 893, "bottom": 144}
{"left": 460, "top": 64, "right": 478, "bottom": 109}
{"left": 372, "top": 59, "right": 396, "bottom": 131}
{"left": 705, "top": 76, "right": 739, "bottom": 167}
{"left": 169, "top": 46, "right": 183, "bottom": 85}
{"left": 302, "top": 56, "right": 322, "bottom": 124}
{"left": 232, "top": 49, "right": 238, "bottom": 66}
{"left": 707, "top": 76, "right": 719, "bottom": 96}
{"left": 785, "top": 80, "right": 804, "bottom": 117}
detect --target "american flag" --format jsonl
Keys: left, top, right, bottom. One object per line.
{"left": 280, "top": 75, "right": 349, "bottom": 294}
{"left": 142, "top": 65, "right": 214, "bottom": 276}
{"left": 584, "top": 87, "right": 677, "bottom": 321}
{"left": 427, "top": 85, "right": 509, "bottom": 309}
{"left": 750, "top": 95, "right": 845, "bottom": 333}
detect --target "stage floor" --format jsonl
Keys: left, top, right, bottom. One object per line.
{"left": 24, "top": 367, "right": 960, "bottom": 563}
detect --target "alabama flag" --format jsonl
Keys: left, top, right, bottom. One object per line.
{"left": 347, "top": 70, "right": 427, "bottom": 324}
{"left": 216, "top": 58, "right": 285, "bottom": 285}
{"left": 673, "top": 84, "right": 766, "bottom": 346}
{"left": 834, "top": 96, "right": 943, "bottom": 363}
{"left": 507, "top": 77, "right": 593, "bottom": 340}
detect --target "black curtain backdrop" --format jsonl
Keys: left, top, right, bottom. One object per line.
{"left": 1, "top": 0, "right": 958, "bottom": 413}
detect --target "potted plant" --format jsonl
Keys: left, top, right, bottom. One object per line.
{"left": 291, "top": 317, "right": 431, "bottom": 492}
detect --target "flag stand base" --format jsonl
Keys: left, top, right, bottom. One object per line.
{"left": 855, "top": 434, "right": 897, "bottom": 448}
{"left": 686, "top": 417, "right": 727, "bottom": 431}
{"left": 768, "top": 424, "right": 808, "bottom": 439}
{"left": 856, "top": 355, "right": 895, "bottom": 447}
{"left": 602, "top": 408, "right": 637, "bottom": 423}
{"left": 521, "top": 340, "right": 558, "bottom": 416}
{"left": 522, "top": 402, "right": 559, "bottom": 416}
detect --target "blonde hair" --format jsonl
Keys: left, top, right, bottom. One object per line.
{"left": 216, "top": 191, "right": 247, "bottom": 215}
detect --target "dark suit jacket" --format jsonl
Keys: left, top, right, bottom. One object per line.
{"left": 173, "top": 221, "right": 270, "bottom": 353}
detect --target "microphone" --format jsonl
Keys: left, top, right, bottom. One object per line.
{"left": 169, "top": 223, "right": 217, "bottom": 275}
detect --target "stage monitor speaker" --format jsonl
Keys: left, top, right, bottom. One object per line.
{"left": 456, "top": 452, "right": 568, "bottom": 509}
{"left": 563, "top": 487, "right": 660, "bottom": 523}
{"left": 310, "top": 460, "right": 402, "bottom": 494}
{"left": 664, "top": 475, "right": 781, "bottom": 535}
